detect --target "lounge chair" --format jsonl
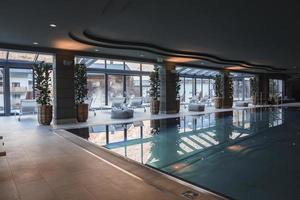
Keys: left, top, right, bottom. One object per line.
{"left": 128, "top": 97, "right": 146, "bottom": 112}
{"left": 15, "top": 99, "right": 37, "bottom": 121}
{"left": 111, "top": 97, "right": 126, "bottom": 109}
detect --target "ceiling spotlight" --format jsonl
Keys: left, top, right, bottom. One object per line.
{"left": 33, "top": 42, "right": 39, "bottom": 45}
{"left": 49, "top": 24, "right": 57, "bottom": 28}
{"left": 140, "top": 54, "right": 144, "bottom": 57}
{"left": 200, "top": 62, "right": 205, "bottom": 65}
{"left": 95, "top": 49, "right": 99, "bottom": 52}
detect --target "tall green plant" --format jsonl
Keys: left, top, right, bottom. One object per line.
{"left": 214, "top": 74, "right": 223, "bottom": 97}
{"left": 250, "top": 77, "right": 257, "bottom": 97}
{"left": 149, "top": 65, "right": 160, "bottom": 100}
{"left": 33, "top": 62, "right": 52, "bottom": 105}
{"left": 74, "top": 64, "right": 88, "bottom": 104}
{"left": 175, "top": 73, "right": 181, "bottom": 99}
{"left": 227, "top": 72, "right": 233, "bottom": 99}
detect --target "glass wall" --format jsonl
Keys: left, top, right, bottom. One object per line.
{"left": 142, "top": 76, "right": 150, "bottom": 103}
{"left": 196, "top": 78, "right": 202, "bottom": 98}
{"left": 106, "top": 60, "right": 124, "bottom": 70}
{"left": 126, "top": 76, "right": 141, "bottom": 97}
{"left": 244, "top": 78, "right": 251, "bottom": 101}
{"left": 184, "top": 78, "right": 193, "bottom": 102}
{"left": 210, "top": 79, "right": 215, "bottom": 97}
{"left": 125, "top": 62, "right": 141, "bottom": 71}
{"left": 269, "top": 79, "right": 283, "bottom": 98}
{"left": 0, "top": 68, "right": 4, "bottom": 114}
{"left": 233, "top": 79, "right": 243, "bottom": 101}
{"left": 87, "top": 73, "right": 105, "bottom": 108}
{"left": 202, "top": 79, "right": 210, "bottom": 98}
{"left": 108, "top": 75, "right": 124, "bottom": 105}
{"left": 9, "top": 69, "right": 33, "bottom": 112}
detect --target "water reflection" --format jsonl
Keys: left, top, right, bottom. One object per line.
{"left": 67, "top": 107, "right": 285, "bottom": 167}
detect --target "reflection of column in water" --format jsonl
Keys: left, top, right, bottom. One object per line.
{"left": 149, "top": 118, "right": 181, "bottom": 167}
{"left": 215, "top": 111, "right": 233, "bottom": 143}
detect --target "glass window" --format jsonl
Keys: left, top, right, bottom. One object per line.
{"left": 126, "top": 76, "right": 141, "bottom": 97}
{"left": 89, "top": 59, "right": 105, "bottom": 69}
{"left": 202, "top": 79, "right": 209, "bottom": 97}
{"left": 233, "top": 79, "right": 243, "bottom": 101}
{"left": 244, "top": 78, "right": 251, "bottom": 101}
{"left": 179, "top": 77, "right": 185, "bottom": 102}
{"left": 0, "top": 50, "right": 7, "bottom": 60}
{"left": 269, "top": 79, "right": 283, "bottom": 98}
{"left": 185, "top": 78, "right": 193, "bottom": 102}
{"left": 0, "top": 68, "right": 4, "bottom": 114}
{"left": 87, "top": 73, "right": 106, "bottom": 108}
{"left": 125, "top": 62, "right": 141, "bottom": 71}
{"left": 210, "top": 79, "right": 215, "bottom": 97}
{"left": 10, "top": 69, "right": 33, "bottom": 112}
{"left": 108, "top": 75, "right": 124, "bottom": 105}
{"left": 142, "top": 64, "right": 155, "bottom": 72}
{"left": 8, "top": 51, "right": 36, "bottom": 62}
{"left": 142, "top": 76, "right": 150, "bottom": 103}
{"left": 106, "top": 60, "right": 124, "bottom": 70}
{"left": 196, "top": 78, "right": 202, "bottom": 99}
{"left": 37, "top": 54, "right": 54, "bottom": 63}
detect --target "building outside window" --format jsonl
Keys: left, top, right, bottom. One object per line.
{"left": 126, "top": 76, "right": 141, "bottom": 98}
{"left": 202, "top": 79, "right": 210, "bottom": 98}
{"left": 87, "top": 73, "right": 106, "bottom": 108}
{"left": 9, "top": 69, "right": 33, "bottom": 112}
{"left": 142, "top": 76, "right": 150, "bottom": 103}
{"left": 107, "top": 75, "right": 124, "bottom": 105}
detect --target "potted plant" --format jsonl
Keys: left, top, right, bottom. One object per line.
{"left": 214, "top": 74, "right": 223, "bottom": 108}
{"left": 149, "top": 65, "right": 160, "bottom": 114}
{"left": 74, "top": 64, "right": 89, "bottom": 122}
{"left": 33, "top": 62, "right": 52, "bottom": 125}
{"left": 175, "top": 73, "right": 181, "bottom": 113}
{"left": 225, "top": 73, "right": 233, "bottom": 108}
{"left": 250, "top": 77, "right": 258, "bottom": 105}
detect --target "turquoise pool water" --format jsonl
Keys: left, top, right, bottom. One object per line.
{"left": 67, "top": 107, "right": 300, "bottom": 200}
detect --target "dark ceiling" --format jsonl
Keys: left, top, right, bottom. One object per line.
{"left": 0, "top": 0, "right": 299, "bottom": 73}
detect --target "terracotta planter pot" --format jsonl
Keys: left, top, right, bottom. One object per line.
{"left": 252, "top": 96, "right": 257, "bottom": 105}
{"left": 150, "top": 100, "right": 160, "bottom": 114}
{"left": 175, "top": 100, "right": 180, "bottom": 113}
{"left": 77, "top": 103, "right": 88, "bottom": 122}
{"left": 223, "top": 98, "right": 233, "bottom": 109}
{"left": 214, "top": 97, "right": 223, "bottom": 109}
{"left": 38, "top": 105, "right": 52, "bottom": 125}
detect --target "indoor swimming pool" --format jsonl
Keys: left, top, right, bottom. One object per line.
{"left": 66, "top": 107, "right": 300, "bottom": 200}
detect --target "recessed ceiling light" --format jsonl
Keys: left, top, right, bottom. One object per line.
{"left": 140, "top": 54, "right": 144, "bottom": 57}
{"left": 200, "top": 62, "right": 205, "bottom": 65}
{"left": 95, "top": 49, "right": 99, "bottom": 52}
{"left": 33, "top": 42, "right": 39, "bottom": 45}
{"left": 49, "top": 24, "right": 57, "bottom": 28}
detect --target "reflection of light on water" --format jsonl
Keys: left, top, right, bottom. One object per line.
{"left": 227, "top": 145, "right": 244, "bottom": 152}
{"left": 171, "top": 163, "right": 187, "bottom": 171}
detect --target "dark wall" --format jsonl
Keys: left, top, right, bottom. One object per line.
{"left": 286, "top": 76, "right": 300, "bottom": 101}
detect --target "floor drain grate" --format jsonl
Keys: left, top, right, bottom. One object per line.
{"left": 181, "top": 190, "right": 199, "bottom": 199}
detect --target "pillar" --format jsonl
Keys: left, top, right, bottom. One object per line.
{"left": 257, "top": 74, "right": 269, "bottom": 104}
{"left": 53, "top": 52, "right": 76, "bottom": 124}
{"left": 222, "top": 71, "right": 233, "bottom": 108}
{"left": 159, "top": 62, "right": 177, "bottom": 114}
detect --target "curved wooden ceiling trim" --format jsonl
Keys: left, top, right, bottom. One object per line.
{"left": 69, "top": 30, "right": 286, "bottom": 73}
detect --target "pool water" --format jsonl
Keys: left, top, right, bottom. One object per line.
{"left": 67, "top": 107, "right": 300, "bottom": 200}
